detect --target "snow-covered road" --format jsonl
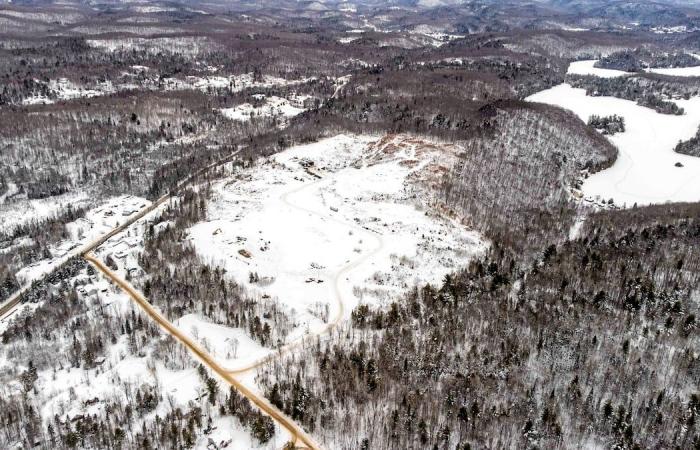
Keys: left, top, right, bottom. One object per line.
{"left": 227, "top": 167, "right": 385, "bottom": 374}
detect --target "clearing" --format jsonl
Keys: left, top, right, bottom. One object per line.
{"left": 188, "top": 134, "right": 487, "bottom": 369}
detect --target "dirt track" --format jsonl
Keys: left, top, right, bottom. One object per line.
{"left": 85, "top": 252, "right": 320, "bottom": 450}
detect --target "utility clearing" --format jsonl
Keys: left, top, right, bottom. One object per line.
{"left": 528, "top": 61, "right": 700, "bottom": 207}
{"left": 188, "top": 134, "right": 487, "bottom": 369}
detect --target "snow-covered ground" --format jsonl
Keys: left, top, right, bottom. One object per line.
{"left": 174, "top": 313, "right": 269, "bottom": 368}
{"left": 528, "top": 67, "right": 700, "bottom": 206}
{"left": 559, "top": 26, "right": 590, "bottom": 32}
{"left": 569, "top": 58, "right": 700, "bottom": 79}
{"left": 219, "top": 95, "right": 310, "bottom": 123}
{"left": 338, "top": 36, "right": 360, "bottom": 44}
{"left": 409, "top": 26, "right": 464, "bottom": 47}
{"left": 567, "top": 60, "right": 631, "bottom": 78}
{"left": 0, "top": 187, "right": 90, "bottom": 234}
{"left": 645, "top": 62, "right": 700, "bottom": 77}
{"left": 188, "top": 134, "right": 487, "bottom": 370}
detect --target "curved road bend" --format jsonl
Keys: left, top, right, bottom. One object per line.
{"left": 84, "top": 253, "right": 320, "bottom": 450}
{"left": 227, "top": 174, "right": 384, "bottom": 376}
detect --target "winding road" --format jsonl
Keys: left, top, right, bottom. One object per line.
{"left": 227, "top": 172, "right": 384, "bottom": 376}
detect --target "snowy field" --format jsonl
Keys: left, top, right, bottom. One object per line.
{"left": 1, "top": 193, "right": 288, "bottom": 449}
{"left": 528, "top": 65, "right": 700, "bottom": 207}
{"left": 0, "top": 186, "right": 91, "bottom": 234}
{"left": 409, "top": 26, "right": 465, "bottom": 47}
{"left": 219, "top": 95, "right": 310, "bottom": 123}
{"left": 188, "top": 134, "right": 487, "bottom": 370}
{"left": 174, "top": 313, "right": 269, "bottom": 368}
{"left": 645, "top": 61, "right": 700, "bottom": 77}
{"left": 567, "top": 60, "right": 632, "bottom": 78}
{"left": 569, "top": 58, "right": 700, "bottom": 78}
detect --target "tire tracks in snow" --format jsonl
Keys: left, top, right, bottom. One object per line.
{"left": 226, "top": 172, "right": 384, "bottom": 376}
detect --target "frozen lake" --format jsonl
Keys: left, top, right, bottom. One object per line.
{"left": 527, "top": 63, "right": 700, "bottom": 207}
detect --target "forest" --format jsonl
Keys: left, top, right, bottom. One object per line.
{"left": 595, "top": 49, "right": 700, "bottom": 72}
{"left": 2, "top": 1, "right": 700, "bottom": 449}
{"left": 566, "top": 74, "right": 694, "bottom": 115}
{"left": 676, "top": 125, "right": 700, "bottom": 158}
{"left": 258, "top": 202, "right": 700, "bottom": 449}
{"left": 587, "top": 115, "right": 626, "bottom": 135}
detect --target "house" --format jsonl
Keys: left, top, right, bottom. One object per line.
{"left": 299, "top": 158, "right": 314, "bottom": 168}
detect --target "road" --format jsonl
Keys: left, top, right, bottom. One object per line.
{"left": 227, "top": 172, "right": 384, "bottom": 376}
{"left": 85, "top": 253, "right": 320, "bottom": 450}
{"left": 1, "top": 149, "right": 339, "bottom": 449}
{"left": 0, "top": 150, "right": 239, "bottom": 320}
{"left": 0, "top": 192, "right": 170, "bottom": 320}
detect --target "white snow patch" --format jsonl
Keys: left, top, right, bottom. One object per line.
{"left": 645, "top": 59, "right": 700, "bottom": 77}
{"left": 175, "top": 314, "right": 270, "bottom": 367}
{"left": 560, "top": 26, "right": 590, "bottom": 32}
{"left": 219, "top": 95, "right": 310, "bottom": 123}
{"left": 652, "top": 25, "right": 693, "bottom": 34}
{"left": 338, "top": 36, "right": 360, "bottom": 44}
{"left": 0, "top": 189, "right": 90, "bottom": 234}
{"left": 22, "top": 77, "right": 117, "bottom": 105}
{"left": 569, "top": 58, "right": 700, "bottom": 79}
{"left": 568, "top": 60, "right": 632, "bottom": 78}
